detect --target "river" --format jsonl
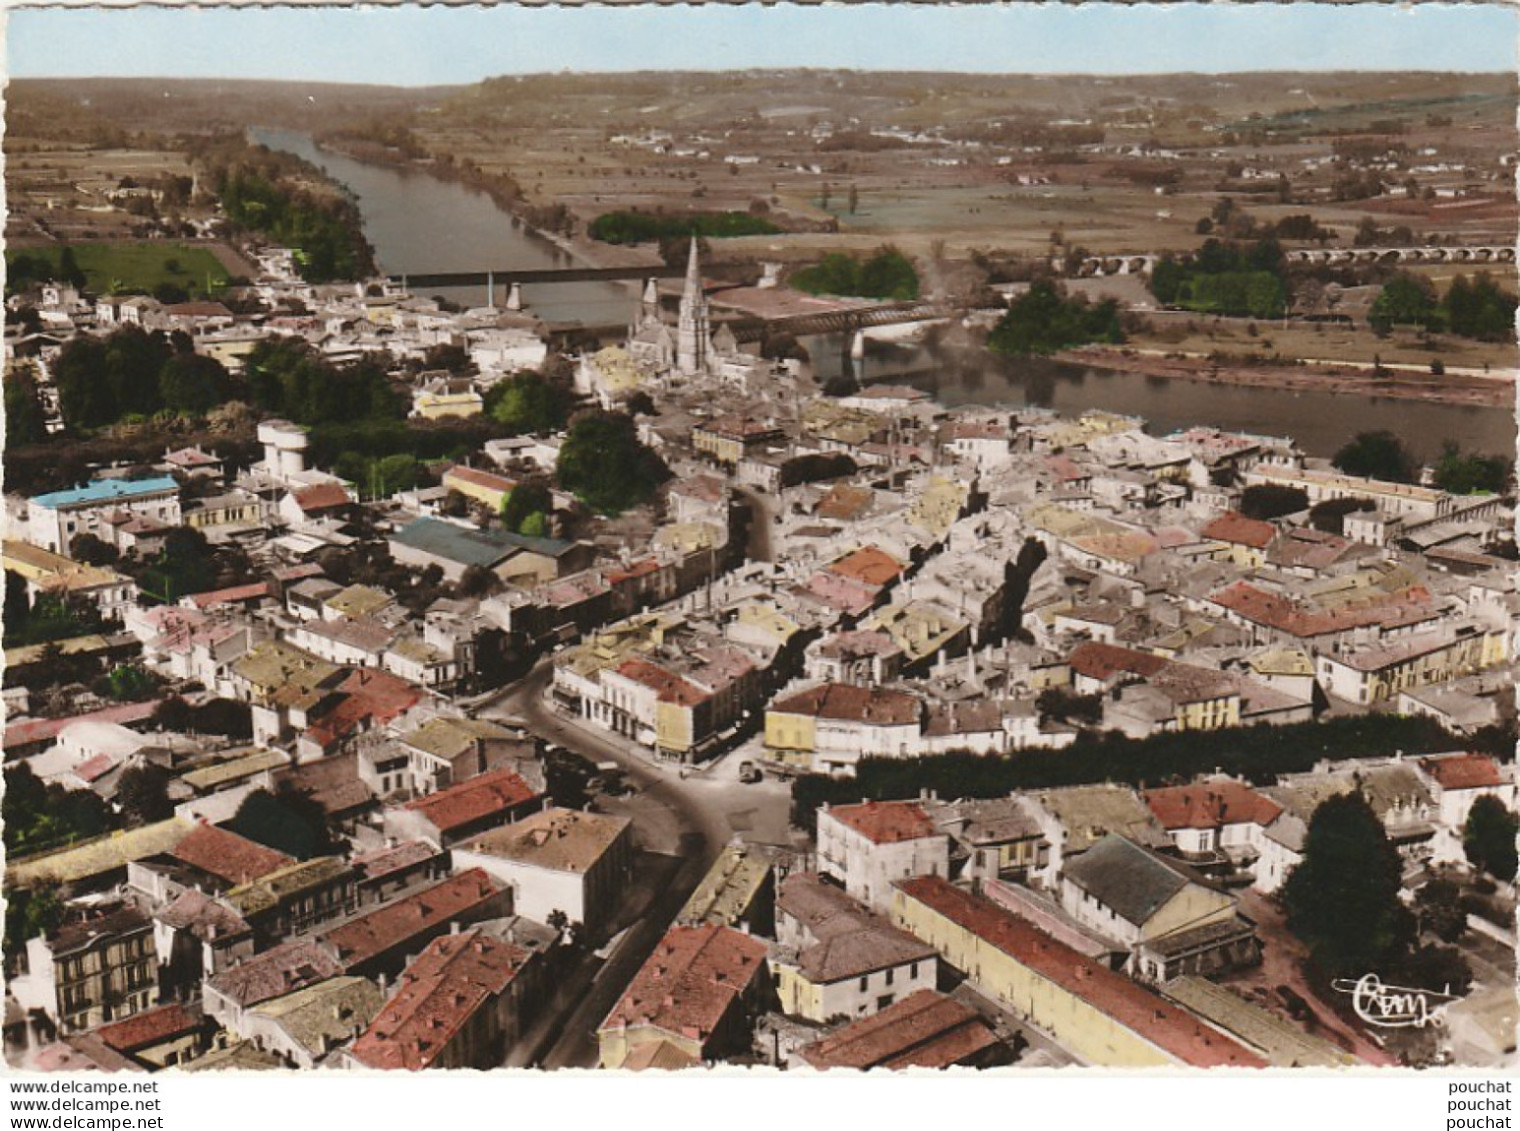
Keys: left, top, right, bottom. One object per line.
{"left": 250, "top": 127, "right": 639, "bottom": 326}
{"left": 806, "top": 335, "right": 1515, "bottom": 461}
{"left": 252, "top": 128, "right": 1512, "bottom": 462}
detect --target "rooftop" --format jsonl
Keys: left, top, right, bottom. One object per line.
{"left": 796, "top": 989, "right": 999, "bottom": 1070}
{"left": 206, "top": 939, "right": 345, "bottom": 1010}
{"left": 167, "top": 823, "right": 294, "bottom": 887}
{"left": 247, "top": 975, "right": 384, "bottom": 1059}
{"left": 401, "top": 768, "right": 541, "bottom": 836}
{"left": 460, "top": 807, "right": 630, "bottom": 874}
{"left": 1061, "top": 834, "right": 1223, "bottom": 928}
{"left": 894, "top": 876, "right": 1265, "bottom": 1069}
{"left": 93, "top": 1003, "right": 201, "bottom": 1055}
{"left": 678, "top": 845, "right": 775, "bottom": 928}
{"left": 824, "top": 800, "right": 939, "bottom": 845}
{"left": 1143, "top": 781, "right": 1284, "bottom": 832}
{"left": 1418, "top": 752, "right": 1504, "bottom": 792}
{"left": 1200, "top": 512, "right": 1277, "bottom": 550}
{"left": 771, "top": 683, "right": 922, "bottom": 727}
{"left": 31, "top": 476, "right": 179, "bottom": 510}
{"left": 598, "top": 924, "right": 768, "bottom": 1049}
{"left": 8, "top": 817, "right": 193, "bottom": 888}
{"left": 224, "top": 857, "right": 355, "bottom": 919}
{"left": 349, "top": 930, "right": 532, "bottom": 1070}
{"left": 320, "top": 869, "right": 502, "bottom": 970}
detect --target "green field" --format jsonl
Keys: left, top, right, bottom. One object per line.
{"left": 6, "top": 242, "right": 231, "bottom": 298}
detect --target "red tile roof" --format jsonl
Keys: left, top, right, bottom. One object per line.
{"left": 1069, "top": 641, "right": 1167, "bottom": 682}
{"left": 826, "top": 800, "right": 938, "bottom": 845}
{"left": 1200, "top": 512, "right": 1276, "bottom": 550}
{"left": 205, "top": 939, "right": 344, "bottom": 1009}
{"left": 1419, "top": 753, "right": 1504, "bottom": 792}
{"left": 444, "top": 465, "right": 516, "bottom": 494}
{"left": 598, "top": 924, "right": 768, "bottom": 1049}
{"left": 93, "top": 1003, "right": 200, "bottom": 1054}
{"left": 169, "top": 823, "right": 294, "bottom": 887}
{"left": 1209, "top": 581, "right": 1435, "bottom": 639}
{"left": 827, "top": 545, "right": 905, "bottom": 588}
{"left": 796, "top": 989, "right": 1000, "bottom": 1070}
{"left": 349, "top": 929, "right": 532, "bottom": 1071}
{"left": 320, "top": 869, "right": 501, "bottom": 970}
{"left": 771, "top": 683, "right": 922, "bottom": 726}
{"left": 1143, "top": 782, "right": 1283, "bottom": 832}
{"left": 893, "top": 876, "right": 1266, "bottom": 1069}
{"left": 292, "top": 483, "right": 353, "bottom": 513}
{"left": 401, "top": 769, "right": 541, "bottom": 836}
{"left": 185, "top": 581, "right": 273, "bottom": 610}
{"left": 4, "top": 701, "right": 161, "bottom": 751}
{"left": 304, "top": 668, "right": 421, "bottom": 751}
{"left": 615, "top": 656, "right": 708, "bottom": 707}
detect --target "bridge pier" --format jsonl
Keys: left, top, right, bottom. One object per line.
{"left": 507, "top": 282, "right": 524, "bottom": 312}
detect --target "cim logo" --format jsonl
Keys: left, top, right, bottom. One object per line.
{"left": 1330, "top": 973, "right": 1461, "bottom": 1029}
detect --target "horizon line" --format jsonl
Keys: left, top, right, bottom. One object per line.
{"left": 17, "top": 66, "right": 1519, "bottom": 89}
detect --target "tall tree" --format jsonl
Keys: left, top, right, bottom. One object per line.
{"left": 1332, "top": 430, "right": 1417, "bottom": 484}
{"left": 556, "top": 410, "right": 671, "bottom": 516}
{"left": 1282, "top": 792, "right": 1415, "bottom": 975}
{"left": 4, "top": 366, "right": 51, "bottom": 445}
{"left": 117, "top": 764, "right": 174, "bottom": 826}
{"left": 1463, "top": 794, "right": 1519, "bottom": 881}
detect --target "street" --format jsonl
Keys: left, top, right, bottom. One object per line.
{"left": 478, "top": 659, "right": 797, "bottom": 1067}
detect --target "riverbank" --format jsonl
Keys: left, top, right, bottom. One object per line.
{"left": 316, "top": 135, "right": 659, "bottom": 276}
{"left": 1057, "top": 345, "right": 1515, "bottom": 410}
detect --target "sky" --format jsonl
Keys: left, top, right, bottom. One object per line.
{"left": 6, "top": 3, "right": 1517, "bottom": 86}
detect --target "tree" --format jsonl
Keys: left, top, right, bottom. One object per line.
{"left": 1463, "top": 795, "right": 1518, "bottom": 881}
{"left": 458, "top": 564, "right": 502, "bottom": 599}
{"left": 486, "top": 371, "right": 572, "bottom": 435}
{"left": 4, "top": 366, "right": 51, "bottom": 445}
{"left": 1282, "top": 792, "right": 1415, "bottom": 975}
{"left": 69, "top": 533, "right": 119, "bottom": 567}
{"left": 1332, "top": 430, "right": 1417, "bottom": 484}
{"left": 1413, "top": 878, "right": 1467, "bottom": 943}
{"left": 53, "top": 325, "right": 173, "bottom": 429}
{"left": 133, "top": 526, "right": 216, "bottom": 604}
{"left": 230, "top": 783, "right": 336, "bottom": 861}
{"left": 1369, "top": 273, "right": 1439, "bottom": 335}
{"left": 158, "top": 353, "right": 231, "bottom": 415}
{"left": 501, "top": 477, "right": 553, "bottom": 534}
{"left": 1442, "top": 273, "right": 1518, "bottom": 342}
{"left": 556, "top": 410, "right": 671, "bottom": 516}
{"left": 1239, "top": 484, "right": 1308, "bottom": 521}
{"left": 1036, "top": 688, "right": 1104, "bottom": 727}
{"left": 988, "top": 280, "right": 1123, "bottom": 356}
{"left": 57, "top": 245, "right": 86, "bottom": 289}
{"left": 99, "top": 664, "right": 162, "bottom": 702}
{"left": 117, "top": 764, "right": 174, "bottom": 826}
{"left": 1431, "top": 441, "right": 1512, "bottom": 496}
{"left": 5, "top": 888, "right": 63, "bottom": 959}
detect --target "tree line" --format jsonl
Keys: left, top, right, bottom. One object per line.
{"left": 1369, "top": 271, "right": 1516, "bottom": 341}
{"left": 988, "top": 280, "right": 1124, "bottom": 356}
{"left": 1150, "top": 238, "right": 1290, "bottom": 319}
{"left": 189, "top": 136, "right": 375, "bottom": 283}
{"left": 790, "top": 247, "right": 919, "bottom": 301}
{"left": 789, "top": 713, "right": 1479, "bottom": 834}
{"left": 588, "top": 209, "right": 780, "bottom": 245}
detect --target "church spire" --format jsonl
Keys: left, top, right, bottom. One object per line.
{"left": 676, "top": 234, "right": 711, "bottom": 376}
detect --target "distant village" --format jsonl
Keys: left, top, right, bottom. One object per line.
{"left": 3, "top": 228, "right": 1516, "bottom": 1074}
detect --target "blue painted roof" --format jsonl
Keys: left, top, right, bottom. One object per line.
{"left": 31, "top": 476, "right": 181, "bottom": 511}
{"left": 390, "top": 517, "right": 572, "bottom": 568}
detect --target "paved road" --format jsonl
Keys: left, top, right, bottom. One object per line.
{"left": 478, "top": 660, "right": 766, "bottom": 1068}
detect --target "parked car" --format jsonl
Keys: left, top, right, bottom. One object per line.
{"left": 738, "top": 760, "right": 762, "bottom": 783}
